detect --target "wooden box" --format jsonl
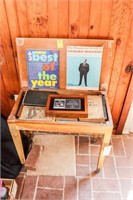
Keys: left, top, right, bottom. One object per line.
{"left": 45, "top": 94, "right": 88, "bottom": 118}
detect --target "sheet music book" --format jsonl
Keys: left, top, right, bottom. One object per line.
{"left": 19, "top": 106, "right": 55, "bottom": 121}
{"left": 79, "top": 95, "right": 107, "bottom": 123}
{"left": 66, "top": 46, "right": 103, "bottom": 90}
{"left": 26, "top": 49, "right": 59, "bottom": 89}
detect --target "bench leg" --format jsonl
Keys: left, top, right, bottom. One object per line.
{"left": 8, "top": 124, "right": 25, "bottom": 164}
{"left": 97, "top": 130, "right": 112, "bottom": 171}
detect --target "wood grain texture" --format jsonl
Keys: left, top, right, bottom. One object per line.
{"left": 98, "top": 0, "right": 114, "bottom": 38}
{"left": 100, "top": 41, "right": 116, "bottom": 91}
{"left": 112, "top": 19, "right": 133, "bottom": 129}
{"left": 8, "top": 123, "right": 25, "bottom": 164}
{"left": 57, "top": 0, "right": 69, "bottom": 38}
{"left": 108, "top": 0, "right": 124, "bottom": 39}
{"left": 16, "top": 0, "right": 29, "bottom": 37}
{"left": 88, "top": 0, "right": 102, "bottom": 38}
{"left": 78, "top": 0, "right": 90, "bottom": 38}
{"left": 0, "top": 0, "right": 20, "bottom": 93}
{"left": 116, "top": 76, "right": 133, "bottom": 134}
{"left": 69, "top": 0, "right": 80, "bottom": 38}
{"left": 108, "top": 0, "right": 132, "bottom": 109}
{"left": 48, "top": 0, "right": 58, "bottom": 37}
{"left": 26, "top": 0, "right": 48, "bottom": 37}
{"left": 4, "top": 0, "right": 20, "bottom": 63}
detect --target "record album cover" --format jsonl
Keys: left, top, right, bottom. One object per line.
{"left": 66, "top": 46, "right": 103, "bottom": 90}
{"left": 26, "top": 49, "right": 59, "bottom": 89}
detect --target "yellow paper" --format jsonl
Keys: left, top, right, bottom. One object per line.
{"left": 57, "top": 40, "right": 63, "bottom": 48}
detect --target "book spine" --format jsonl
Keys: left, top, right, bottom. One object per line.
{"left": 102, "top": 95, "right": 108, "bottom": 120}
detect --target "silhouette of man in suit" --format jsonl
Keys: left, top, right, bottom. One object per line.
{"left": 78, "top": 59, "right": 89, "bottom": 86}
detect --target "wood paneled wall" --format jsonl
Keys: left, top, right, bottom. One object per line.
{"left": 0, "top": 0, "right": 133, "bottom": 133}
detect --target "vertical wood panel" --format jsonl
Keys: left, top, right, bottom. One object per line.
{"left": 116, "top": 76, "right": 133, "bottom": 134}
{"left": 112, "top": 19, "right": 133, "bottom": 128}
{"left": 4, "top": 0, "right": 20, "bottom": 60}
{"left": 16, "top": 0, "right": 29, "bottom": 37}
{"left": 100, "top": 41, "right": 116, "bottom": 91}
{"left": 69, "top": 0, "right": 80, "bottom": 38}
{"left": 48, "top": 0, "right": 58, "bottom": 37}
{"left": 89, "top": 0, "right": 102, "bottom": 38}
{"left": 98, "top": 0, "right": 114, "bottom": 38}
{"left": 108, "top": 0, "right": 132, "bottom": 109}
{"left": 58, "top": 0, "right": 69, "bottom": 38}
{"left": 0, "top": 0, "right": 20, "bottom": 93}
{"left": 78, "top": 0, "right": 91, "bottom": 38}
{"left": 26, "top": 0, "right": 48, "bottom": 37}
{"left": 108, "top": 0, "right": 124, "bottom": 39}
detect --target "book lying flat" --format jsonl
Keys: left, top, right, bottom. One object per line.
{"left": 55, "top": 117, "right": 78, "bottom": 122}
{"left": 79, "top": 95, "right": 107, "bottom": 123}
{"left": 22, "top": 90, "right": 57, "bottom": 107}
{"left": 19, "top": 106, "right": 55, "bottom": 121}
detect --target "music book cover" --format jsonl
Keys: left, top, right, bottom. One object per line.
{"left": 66, "top": 46, "right": 103, "bottom": 90}
{"left": 26, "top": 49, "right": 59, "bottom": 89}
